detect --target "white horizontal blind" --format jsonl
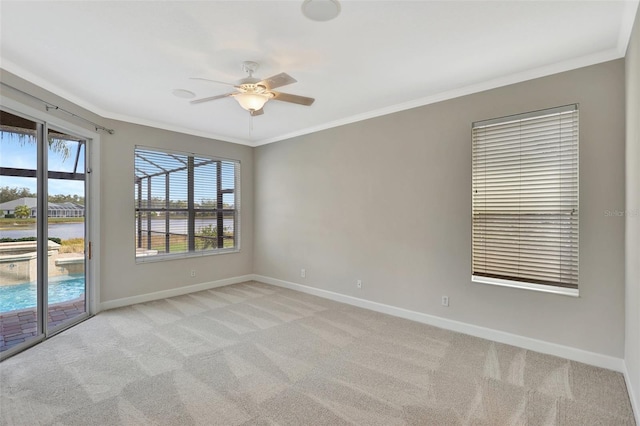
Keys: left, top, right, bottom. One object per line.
{"left": 134, "top": 146, "right": 239, "bottom": 260}
{"left": 472, "top": 105, "right": 578, "bottom": 289}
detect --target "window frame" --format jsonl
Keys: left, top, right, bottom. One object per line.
{"left": 471, "top": 104, "right": 579, "bottom": 297}
{"left": 134, "top": 145, "right": 241, "bottom": 263}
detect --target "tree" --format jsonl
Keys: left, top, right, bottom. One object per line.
{"left": 0, "top": 188, "right": 85, "bottom": 211}
{"left": 196, "top": 224, "right": 217, "bottom": 249}
{"left": 14, "top": 205, "right": 31, "bottom": 219}
{"left": 199, "top": 198, "right": 217, "bottom": 208}
{"left": 47, "top": 135, "right": 72, "bottom": 160}
{"left": 196, "top": 224, "right": 228, "bottom": 250}
{"left": 0, "top": 186, "right": 35, "bottom": 203}
{"left": 9, "top": 133, "right": 72, "bottom": 160}
{"left": 48, "top": 194, "right": 84, "bottom": 205}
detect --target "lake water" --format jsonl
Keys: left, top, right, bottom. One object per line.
{"left": 139, "top": 218, "right": 235, "bottom": 233}
{"left": 0, "top": 218, "right": 234, "bottom": 240}
{"left": 0, "top": 222, "right": 84, "bottom": 240}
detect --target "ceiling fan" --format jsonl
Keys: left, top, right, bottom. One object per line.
{"left": 190, "top": 61, "right": 315, "bottom": 116}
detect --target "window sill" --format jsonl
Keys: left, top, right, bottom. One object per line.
{"left": 472, "top": 275, "right": 579, "bottom": 297}
{"left": 135, "top": 248, "right": 240, "bottom": 264}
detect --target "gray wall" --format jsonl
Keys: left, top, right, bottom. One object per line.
{"left": 625, "top": 6, "right": 640, "bottom": 417}
{"left": 254, "top": 60, "right": 626, "bottom": 357}
{"left": 0, "top": 69, "right": 254, "bottom": 304}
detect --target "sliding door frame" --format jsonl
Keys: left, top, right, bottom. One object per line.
{"left": 0, "top": 97, "right": 101, "bottom": 360}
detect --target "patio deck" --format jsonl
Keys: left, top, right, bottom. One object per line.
{"left": 0, "top": 297, "right": 85, "bottom": 352}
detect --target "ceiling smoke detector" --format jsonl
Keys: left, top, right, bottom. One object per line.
{"left": 302, "top": 0, "right": 341, "bottom": 22}
{"left": 172, "top": 89, "right": 195, "bottom": 99}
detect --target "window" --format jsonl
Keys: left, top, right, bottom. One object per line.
{"left": 134, "top": 146, "right": 240, "bottom": 262}
{"left": 472, "top": 104, "right": 578, "bottom": 295}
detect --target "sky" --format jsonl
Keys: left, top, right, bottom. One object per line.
{"left": 0, "top": 132, "right": 85, "bottom": 196}
{"left": 1, "top": 131, "right": 236, "bottom": 205}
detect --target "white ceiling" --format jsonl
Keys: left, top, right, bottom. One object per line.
{"left": 1, "top": 1, "right": 638, "bottom": 146}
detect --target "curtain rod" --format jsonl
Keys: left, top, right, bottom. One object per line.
{"left": 1, "top": 82, "right": 115, "bottom": 134}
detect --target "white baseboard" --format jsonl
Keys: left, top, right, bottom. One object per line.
{"left": 98, "top": 273, "right": 625, "bottom": 373}
{"left": 623, "top": 363, "right": 640, "bottom": 425}
{"left": 99, "top": 274, "right": 254, "bottom": 311}
{"left": 252, "top": 274, "right": 625, "bottom": 373}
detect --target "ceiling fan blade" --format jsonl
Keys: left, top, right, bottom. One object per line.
{"left": 258, "top": 73, "right": 297, "bottom": 90}
{"left": 189, "top": 77, "right": 237, "bottom": 87}
{"left": 250, "top": 108, "right": 264, "bottom": 117}
{"left": 190, "top": 93, "right": 234, "bottom": 104}
{"left": 271, "top": 91, "right": 315, "bottom": 106}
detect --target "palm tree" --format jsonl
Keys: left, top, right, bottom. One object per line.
{"left": 14, "top": 205, "right": 30, "bottom": 219}
{"left": 1, "top": 125, "right": 73, "bottom": 160}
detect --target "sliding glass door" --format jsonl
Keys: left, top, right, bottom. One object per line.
{"left": 0, "top": 109, "right": 89, "bottom": 358}
{"left": 0, "top": 111, "right": 41, "bottom": 353}
{"left": 46, "top": 127, "right": 87, "bottom": 332}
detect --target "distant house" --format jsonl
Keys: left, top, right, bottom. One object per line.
{"left": 0, "top": 197, "right": 84, "bottom": 218}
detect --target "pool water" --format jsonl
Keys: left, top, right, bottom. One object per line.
{"left": 0, "top": 274, "right": 85, "bottom": 312}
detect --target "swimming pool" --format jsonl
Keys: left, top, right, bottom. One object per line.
{"left": 0, "top": 274, "right": 85, "bottom": 312}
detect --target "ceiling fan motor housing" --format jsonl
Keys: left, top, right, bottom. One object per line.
{"left": 239, "top": 83, "right": 271, "bottom": 95}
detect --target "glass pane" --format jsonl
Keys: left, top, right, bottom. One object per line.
{"left": 168, "top": 168, "right": 188, "bottom": 254}
{"left": 223, "top": 213, "right": 235, "bottom": 249}
{"left": 46, "top": 128, "right": 86, "bottom": 329}
{"left": 223, "top": 193, "right": 235, "bottom": 209}
{"left": 221, "top": 161, "right": 235, "bottom": 190}
{"left": 194, "top": 160, "right": 217, "bottom": 209}
{"left": 195, "top": 215, "right": 218, "bottom": 250}
{"left": 0, "top": 111, "right": 41, "bottom": 352}
{"left": 168, "top": 217, "right": 189, "bottom": 254}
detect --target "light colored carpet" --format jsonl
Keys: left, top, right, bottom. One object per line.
{"left": 0, "top": 281, "right": 635, "bottom": 425}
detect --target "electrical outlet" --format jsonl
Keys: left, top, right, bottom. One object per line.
{"left": 190, "top": 269, "right": 196, "bottom": 277}
{"left": 301, "top": 268, "right": 306, "bottom": 278}
{"left": 441, "top": 296, "right": 449, "bottom": 307}
{"left": 357, "top": 280, "right": 362, "bottom": 289}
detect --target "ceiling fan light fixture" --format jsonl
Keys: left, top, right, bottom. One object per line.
{"left": 302, "top": 0, "right": 341, "bottom": 22}
{"left": 233, "top": 92, "right": 272, "bottom": 112}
